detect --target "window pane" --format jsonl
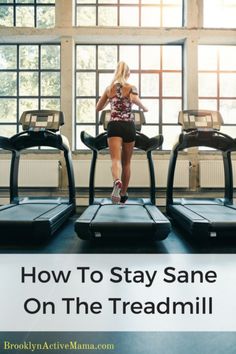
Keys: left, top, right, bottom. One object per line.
{"left": 16, "top": 6, "right": 34, "bottom": 26}
{"left": 198, "top": 73, "right": 217, "bottom": 97}
{"left": 76, "top": 72, "right": 96, "bottom": 96}
{"left": 98, "top": 6, "right": 117, "bottom": 26}
{"left": 120, "top": 0, "right": 138, "bottom": 3}
{"left": 120, "top": 6, "right": 139, "bottom": 26}
{"left": 221, "top": 126, "right": 236, "bottom": 138}
{"left": 141, "top": 73, "right": 159, "bottom": 96}
{"left": 162, "top": 46, "right": 182, "bottom": 70}
{"left": 0, "top": 6, "right": 13, "bottom": 26}
{"left": 76, "top": 125, "right": 96, "bottom": 149}
{"left": 162, "top": 73, "right": 182, "bottom": 96}
{"left": 220, "top": 100, "right": 236, "bottom": 124}
{"left": 77, "top": 6, "right": 96, "bottom": 26}
{"left": 141, "top": 7, "right": 160, "bottom": 27}
{"left": 204, "top": 0, "right": 236, "bottom": 28}
{"left": 76, "top": 46, "right": 96, "bottom": 69}
{"left": 16, "top": 0, "right": 34, "bottom": 3}
{"left": 162, "top": 125, "right": 181, "bottom": 150}
{"left": 77, "top": 0, "right": 96, "bottom": 3}
{"left": 198, "top": 46, "right": 218, "bottom": 71}
{"left": 19, "top": 45, "right": 38, "bottom": 69}
{"left": 37, "top": 6, "right": 55, "bottom": 28}
{"left": 99, "top": 73, "right": 113, "bottom": 95}
{"left": 119, "top": 46, "right": 139, "bottom": 70}
{"left": 141, "top": 99, "right": 159, "bottom": 124}
{"left": 220, "top": 74, "right": 236, "bottom": 97}
{"left": 0, "top": 98, "right": 16, "bottom": 122}
{"left": 141, "top": 125, "right": 159, "bottom": 138}
{"left": 37, "top": 0, "right": 55, "bottom": 3}
{"left": 76, "top": 99, "right": 96, "bottom": 123}
{"left": 41, "top": 72, "right": 60, "bottom": 96}
{"left": 198, "top": 99, "right": 217, "bottom": 111}
{"left": 141, "top": 46, "right": 160, "bottom": 70}
{"left": 162, "top": 5, "right": 182, "bottom": 27}
{"left": 0, "top": 125, "right": 16, "bottom": 137}
{"left": 219, "top": 46, "right": 236, "bottom": 71}
{"left": 0, "top": 72, "right": 17, "bottom": 96}
{"left": 142, "top": 0, "right": 160, "bottom": 4}
{"left": 0, "top": 45, "right": 17, "bottom": 69}
{"left": 163, "top": 0, "right": 182, "bottom": 4}
{"left": 41, "top": 45, "right": 60, "bottom": 69}
{"left": 129, "top": 73, "right": 139, "bottom": 91}
{"left": 19, "top": 98, "right": 38, "bottom": 116}
{"left": 41, "top": 98, "right": 60, "bottom": 110}
{"left": 162, "top": 99, "right": 181, "bottom": 123}
{"left": 19, "top": 72, "right": 38, "bottom": 96}
{"left": 99, "top": 0, "right": 117, "bottom": 3}
{"left": 98, "top": 46, "right": 117, "bottom": 69}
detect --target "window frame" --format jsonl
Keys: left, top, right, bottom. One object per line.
{"left": 74, "top": 43, "right": 183, "bottom": 151}
{"left": 0, "top": 43, "right": 61, "bottom": 135}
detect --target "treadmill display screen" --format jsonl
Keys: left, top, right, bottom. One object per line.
{"left": 37, "top": 116, "right": 48, "bottom": 122}
{"left": 179, "top": 110, "right": 223, "bottom": 131}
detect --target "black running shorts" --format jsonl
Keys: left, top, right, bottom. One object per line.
{"left": 107, "top": 121, "right": 136, "bottom": 143}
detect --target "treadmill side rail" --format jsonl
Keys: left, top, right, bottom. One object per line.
{"left": 74, "top": 205, "right": 100, "bottom": 240}
{"left": 145, "top": 205, "right": 171, "bottom": 240}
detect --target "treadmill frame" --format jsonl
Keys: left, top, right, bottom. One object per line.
{"left": 166, "top": 123, "right": 236, "bottom": 238}
{"left": 0, "top": 111, "right": 76, "bottom": 243}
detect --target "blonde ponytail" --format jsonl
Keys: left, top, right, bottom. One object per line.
{"left": 110, "top": 61, "right": 130, "bottom": 87}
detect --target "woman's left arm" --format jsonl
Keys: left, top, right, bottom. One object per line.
{"left": 96, "top": 90, "right": 109, "bottom": 111}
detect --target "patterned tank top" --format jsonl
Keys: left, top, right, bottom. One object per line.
{"left": 109, "top": 83, "right": 138, "bottom": 122}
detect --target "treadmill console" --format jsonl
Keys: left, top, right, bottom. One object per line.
{"left": 100, "top": 110, "right": 146, "bottom": 131}
{"left": 20, "top": 110, "right": 64, "bottom": 132}
{"left": 178, "top": 110, "right": 223, "bottom": 131}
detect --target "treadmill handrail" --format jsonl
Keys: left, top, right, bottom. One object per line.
{"left": 175, "top": 129, "right": 236, "bottom": 152}
{"left": 0, "top": 136, "right": 15, "bottom": 151}
{"left": 166, "top": 129, "right": 236, "bottom": 206}
{"left": 3, "top": 129, "right": 76, "bottom": 206}
{"left": 81, "top": 131, "right": 108, "bottom": 152}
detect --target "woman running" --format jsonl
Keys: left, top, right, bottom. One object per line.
{"left": 96, "top": 61, "right": 148, "bottom": 204}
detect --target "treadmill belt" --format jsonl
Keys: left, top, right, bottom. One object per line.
{"left": 94, "top": 204, "right": 153, "bottom": 224}
{"left": 0, "top": 203, "right": 60, "bottom": 221}
{"left": 185, "top": 204, "right": 236, "bottom": 223}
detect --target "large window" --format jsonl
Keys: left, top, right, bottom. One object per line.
{"left": 0, "top": 0, "right": 55, "bottom": 28}
{"left": 204, "top": 0, "right": 236, "bottom": 28}
{"left": 0, "top": 44, "right": 60, "bottom": 137}
{"left": 198, "top": 45, "right": 236, "bottom": 137}
{"left": 75, "top": 0, "right": 183, "bottom": 27}
{"left": 75, "top": 44, "right": 183, "bottom": 150}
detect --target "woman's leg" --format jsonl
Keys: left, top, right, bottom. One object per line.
{"left": 121, "top": 141, "right": 135, "bottom": 195}
{"left": 108, "top": 137, "right": 123, "bottom": 203}
{"left": 108, "top": 136, "right": 123, "bottom": 181}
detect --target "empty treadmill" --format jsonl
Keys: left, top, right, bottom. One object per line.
{"left": 166, "top": 110, "right": 236, "bottom": 239}
{"left": 75, "top": 110, "right": 171, "bottom": 241}
{"left": 0, "top": 110, "right": 75, "bottom": 243}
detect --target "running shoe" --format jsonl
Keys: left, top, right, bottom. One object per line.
{"left": 111, "top": 179, "right": 122, "bottom": 204}
{"left": 120, "top": 193, "right": 128, "bottom": 204}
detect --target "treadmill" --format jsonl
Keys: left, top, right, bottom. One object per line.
{"left": 0, "top": 110, "right": 76, "bottom": 243}
{"left": 166, "top": 109, "right": 236, "bottom": 239}
{"left": 75, "top": 110, "right": 171, "bottom": 241}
